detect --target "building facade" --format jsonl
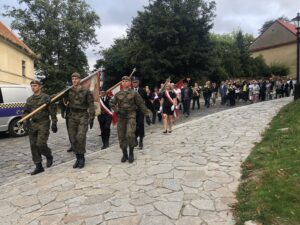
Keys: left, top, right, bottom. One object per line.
{"left": 250, "top": 20, "right": 297, "bottom": 77}
{"left": 0, "top": 21, "right": 35, "bottom": 85}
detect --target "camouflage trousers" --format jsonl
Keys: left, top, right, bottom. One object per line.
{"left": 29, "top": 120, "right": 52, "bottom": 164}
{"left": 68, "top": 112, "right": 89, "bottom": 154}
{"left": 117, "top": 117, "right": 136, "bottom": 149}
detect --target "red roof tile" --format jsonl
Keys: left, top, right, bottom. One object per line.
{"left": 277, "top": 20, "right": 297, "bottom": 35}
{"left": 0, "top": 21, "right": 35, "bottom": 57}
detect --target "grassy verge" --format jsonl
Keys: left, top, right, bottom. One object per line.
{"left": 234, "top": 100, "right": 300, "bottom": 225}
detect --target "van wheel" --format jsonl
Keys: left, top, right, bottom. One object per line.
{"left": 9, "top": 118, "right": 28, "bottom": 137}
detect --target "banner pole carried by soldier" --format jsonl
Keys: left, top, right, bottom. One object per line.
{"left": 19, "top": 70, "right": 101, "bottom": 124}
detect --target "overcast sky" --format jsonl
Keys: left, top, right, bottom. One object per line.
{"left": 1, "top": 0, "right": 300, "bottom": 69}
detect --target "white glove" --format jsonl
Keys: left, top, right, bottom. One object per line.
{"left": 171, "top": 105, "right": 175, "bottom": 111}
{"left": 159, "top": 106, "right": 162, "bottom": 113}
{"left": 176, "top": 105, "right": 179, "bottom": 109}
{"left": 154, "top": 95, "right": 158, "bottom": 100}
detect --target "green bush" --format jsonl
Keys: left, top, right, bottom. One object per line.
{"left": 270, "top": 62, "right": 290, "bottom": 76}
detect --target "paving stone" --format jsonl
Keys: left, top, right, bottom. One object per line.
{"left": 107, "top": 215, "right": 141, "bottom": 225}
{"left": 139, "top": 215, "right": 174, "bottom": 225}
{"left": 0, "top": 98, "right": 292, "bottom": 225}
{"left": 176, "top": 216, "right": 202, "bottom": 225}
{"left": 154, "top": 201, "right": 183, "bottom": 219}
{"left": 191, "top": 199, "right": 215, "bottom": 211}
{"left": 182, "top": 204, "right": 199, "bottom": 216}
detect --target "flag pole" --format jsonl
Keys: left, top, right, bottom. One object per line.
{"left": 106, "top": 68, "right": 136, "bottom": 93}
{"left": 18, "top": 70, "right": 100, "bottom": 123}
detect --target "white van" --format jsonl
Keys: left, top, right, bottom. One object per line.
{"left": 0, "top": 85, "right": 32, "bottom": 137}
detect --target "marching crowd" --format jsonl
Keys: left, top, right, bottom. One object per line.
{"left": 22, "top": 73, "right": 295, "bottom": 175}
{"left": 142, "top": 77, "right": 296, "bottom": 121}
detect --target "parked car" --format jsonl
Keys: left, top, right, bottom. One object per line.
{"left": 0, "top": 85, "right": 32, "bottom": 137}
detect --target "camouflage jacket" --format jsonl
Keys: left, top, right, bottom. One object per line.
{"left": 64, "top": 86, "right": 95, "bottom": 118}
{"left": 24, "top": 93, "right": 57, "bottom": 123}
{"left": 110, "top": 89, "right": 150, "bottom": 118}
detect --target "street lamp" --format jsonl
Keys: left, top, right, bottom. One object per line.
{"left": 292, "top": 13, "right": 300, "bottom": 100}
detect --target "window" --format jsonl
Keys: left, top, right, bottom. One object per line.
{"left": 22, "top": 60, "right": 26, "bottom": 77}
{"left": 1, "top": 87, "right": 28, "bottom": 103}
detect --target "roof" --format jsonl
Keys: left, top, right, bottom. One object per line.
{"left": 277, "top": 20, "right": 297, "bottom": 35}
{"left": 0, "top": 21, "right": 35, "bottom": 57}
{"left": 250, "top": 20, "right": 297, "bottom": 53}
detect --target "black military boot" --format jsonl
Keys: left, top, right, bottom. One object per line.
{"left": 46, "top": 155, "right": 53, "bottom": 168}
{"left": 121, "top": 148, "right": 128, "bottom": 163}
{"left": 77, "top": 154, "right": 85, "bottom": 169}
{"left": 139, "top": 137, "right": 143, "bottom": 150}
{"left": 31, "top": 163, "right": 44, "bottom": 175}
{"left": 128, "top": 147, "right": 134, "bottom": 163}
{"left": 73, "top": 154, "right": 80, "bottom": 168}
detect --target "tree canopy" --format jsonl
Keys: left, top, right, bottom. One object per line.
{"left": 96, "top": 0, "right": 217, "bottom": 86}
{"left": 3, "top": 0, "right": 100, "bottom": 94}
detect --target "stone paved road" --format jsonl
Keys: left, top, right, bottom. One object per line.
{"left": 0, "top": 97, "right": 292, "bottom": 225}
{"left": 1, "top": 99, "right": 244, "bottom": 186}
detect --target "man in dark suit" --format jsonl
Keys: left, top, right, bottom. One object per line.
{"left": 98, "top": 88, "right": 112, "bottom": 150}
{"left": 181, "top": 80, "right": 193, "bottom": 117}
{"left": 132, "top": 76, "right": 152, "bottom": 149}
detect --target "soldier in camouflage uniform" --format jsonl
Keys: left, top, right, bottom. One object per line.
{"left": 110, "top": 76, "right": 151, "bottom": 163}
{"left": 23, "top": 80, "right": 58, "bottom": 175}
{"left": 63, "top": 72, "right": 95, "bottom": 169}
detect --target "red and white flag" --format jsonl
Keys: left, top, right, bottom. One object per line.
{"left": 176, "top": 79, "right": 184, "bottom": 89}
{"left": 107, "top": 81, "right": 123, "bottom": 97}
{"left": 81, "top": 71, "right": 101, "bottom": 116}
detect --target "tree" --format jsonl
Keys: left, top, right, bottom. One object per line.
{"left": 126, "top": 0, "right": 216, "bottom": 85}
{"left": 3, "top": 0, "right": 100, "bottom": 94}
{"left": 270, "top": 63, "right": 290, "bottom": 77}
{"left": 249, "top": 55, "right": 271, "bottom": 78}
{"left": 210, "top": 33, "right": 242, "bottom": 77}
{"left": 234, "top": 30, "right": 255, "bottom": 77}
{"left": 259, "top": 16, "right": 290, "bottom": 35}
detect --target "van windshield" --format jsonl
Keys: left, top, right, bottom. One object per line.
{"left": 1, "top": 87, "right": 28, "bottom": 103}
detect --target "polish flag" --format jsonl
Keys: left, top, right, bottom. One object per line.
{"left": 107, "top": 81, "right": 123, "bottom": 97}
{"left": 81, "top": 71, "right": 101, "bottom": 116}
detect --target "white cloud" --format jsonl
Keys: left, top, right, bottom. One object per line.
{"left": 86, "top": 25, "right": 128, "bottom": 69}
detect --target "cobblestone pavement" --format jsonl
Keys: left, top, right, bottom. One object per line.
{"left": 1, "top": 100, "right": 244, "bottom": 186}
{"left": 0, "top": 97, "right": 292, "bottom": 225}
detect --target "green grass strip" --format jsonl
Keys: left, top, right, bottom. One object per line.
{"left": 234, "top": 100, "right": 300, "bottom": 225}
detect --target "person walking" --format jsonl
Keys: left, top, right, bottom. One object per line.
{"left": 160, "top": 83, "right": 177, "bottom": 133}
{"left": 110, "top": 76, "right": 151, "bottom": 163}
{"left": 98, "top": 88, "right": 112, "bottom": 150}
{"left": 203, "top": 81, "right": 212, "bottom": 108}
{"left": 63, "top": 72, "right": 95, "bottom": 169}
{"left": 192, "top": 82, "right": 200, "bottom": 110}
{"left": 23, "top": 80, "right": 57, "bottom": 175}
{"left": 181, "top": 80, "right": 193, "bottom": 117}
{"left": 132, "top": 77, "right": 152, "bottom": 149}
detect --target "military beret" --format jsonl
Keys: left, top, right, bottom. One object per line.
{"left": 71, "top": 72, "right": 81, "bottom": 78}
{"left": 30, "top": 80, "right": 42, "bottom": 85}
{"left": 132, "top": 76, "right": 140, "bottom": 82}
{"left": 121, "top": 76, "right": 131, "bottom": 81}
